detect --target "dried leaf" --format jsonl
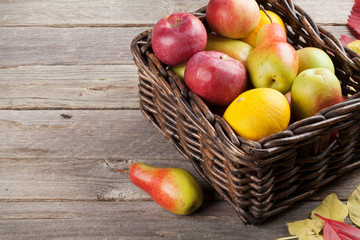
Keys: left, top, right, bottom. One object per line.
{"left": 348, "top": 184, "right": 360, "bottom": 228}
{"left": 347, "top": 40, "right": 360, "bottom": 54}
{"left": 286, "top": 219, "right": 323, "bottom": 240}
{"left": 311, "top": 193, "right": 348, "bottom": 223}
{"left": 348, "top": 0, "right": 360, "bottom": 38}
{"left": 315, "top": 214, "right": 360, "bottom": 240}
{"left": 298, "top": 235, "right": 323, "bottom": 240}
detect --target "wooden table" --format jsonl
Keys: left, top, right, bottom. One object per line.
{"left": 1, "top": 0, "right": 359, "bottom": 239}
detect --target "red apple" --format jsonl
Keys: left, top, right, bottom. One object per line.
{"left": 184, "top": 51, "right": 247, "bottom": 107}
{"left": 151, "top": 13, "right": 207, "bottom": 66}
{"left": 206, "top": 0, "right": 260, "bottom": 39}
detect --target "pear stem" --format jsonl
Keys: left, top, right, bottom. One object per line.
{"left": 114, "top": 168, "right": 129, "bottom": 173}
{"left": 260, "top": 5, "right": 273, "bottom": 23}
{"left": 275, "top": 236, "right": 299, "bottom": 240}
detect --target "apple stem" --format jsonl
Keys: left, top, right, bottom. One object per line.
{"left": 114, "top": 168, "right": 129, "bottom": 173}
{"left": 172, "top": 18, "right": 182, "bottom": 28}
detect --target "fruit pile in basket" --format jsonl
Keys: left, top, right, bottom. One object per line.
{"left": 151, "top": 0, "right": 345, "bottom": 141}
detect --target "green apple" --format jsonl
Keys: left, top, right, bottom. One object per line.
{"left": 297, "top": 47, "right": 335, "bottom": 74}
{"left": 291, "top": 67, "right": 343, "bottom": 121}
{"left": 170, "top": 63, "right": 186, "bottom": 80}
{"left": 247, "top": 41, "right": 299, "bottom": 93}
{"left": 205, "top": 33, "right": 253, "bottom": 65}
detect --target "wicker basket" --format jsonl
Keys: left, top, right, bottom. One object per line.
{"left": 131, "top": 0, "right": 360, "bottom": 224}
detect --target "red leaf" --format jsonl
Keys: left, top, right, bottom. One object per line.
{"left": 315, "top": 214, "right": 360, "bottom": 240}
{"left": 348, "top": 0, "right": 360, "bottom": 39}
{"left": 340, "top": 34, "right": 355, "bottom": 46}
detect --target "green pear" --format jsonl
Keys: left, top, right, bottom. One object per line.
{"left": 247, "top": 23, "right": 298, "bottom": 94}
{"left": 296, "top": 47, "right": 335, "bottom": 74}
{"left": 247, "top": 42, "right": 299, "bottom": 93}
{"left": 205, "top": 33, "right": 253, "bottom": 65}
{"left": 128, "top": 162, "right": 203, "bottom": 215}
{"left": 291, "top": 68, "right": 343, "bottom": 121}
{"left": 170, "top": 63, "right": 186, "bottom": 80}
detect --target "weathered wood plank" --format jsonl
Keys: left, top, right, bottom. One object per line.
{"left": 0, "top": 65, "right": 139, "bottom": 109}
{"left": 0, "top": 110, "right": 182, "bottom": 160}
{"left": 1, "top": 156, "right": 358, "bottom": 202}
{"left": 0, "top": 157, "right": 214, "bottom": 201}
{"left": 0, "top": 157, "right": 360, "bottom": 201}
{"left": 0, "top": 0, "right": 353, "bottom": 26}
{"left": 0, "top": 110, "right": 359, "bottom": 202}
{"left": 0, "top": 27, "right": 148, "bottom": 67}
{"left": 0, "top": 200, "right": 356, "bottom": 240}
{"left": 0, "top": 26, "right": 352, "bottom": 68}
{"left": 321, "top": 25, "right": 354, "bottom": 39}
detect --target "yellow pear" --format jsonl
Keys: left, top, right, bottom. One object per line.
{"left": 241, "top": 10, "right": 286, "bottom": 48}
{"left": 170, "top": 63, "right": 186, "bottom": 80}
{"left": 205, "top": 33, "right": 253, "bottom": 65}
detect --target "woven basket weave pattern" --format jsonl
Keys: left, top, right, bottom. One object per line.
{"left": 131, "top": 0, "right": 360, "bottom": 224}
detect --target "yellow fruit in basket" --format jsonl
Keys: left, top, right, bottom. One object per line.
{"left": 346, "top": 40, "right": 360, "bottom": 54}
{"left": 223, "top": 88, "right": 290, "bottom": 141}
{"left": 241, "top": 10, "right": 286, "bottom": 48}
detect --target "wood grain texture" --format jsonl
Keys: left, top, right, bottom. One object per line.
{"left": 0, "top": 200, "right": 355, "bottom": 240}
{"left": 0, "top": 156, "right": 359, "bottom": 201}
{"left": 0, "top": 201, "right": 291, "bottom": 240}
{"left": 0, "top": 110, "right": 182, "bottom": 160}
{"left": 0, "top": 26, "right": 352, "bottom": 68}
{"left": 0, "top": 110, "right": 358, "bottom": 202}
{"left": 0, "top": 27, "right": 149, "bottom": 67}
{"left": 0, "top": 65, "right": 139, "bottom": 109}
{"left": 0, "top": 0, "right": 353, "bottom": 26}
{"left": 0, "top": 157, "right": 216, "bottom": 201}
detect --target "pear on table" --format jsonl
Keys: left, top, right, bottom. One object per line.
{"left": 126, "top": 162, "right": 203, "bottom": 215}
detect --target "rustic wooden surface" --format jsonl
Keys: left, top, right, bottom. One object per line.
{"left": 1, "top": 0, "right": 359, "bottom": 239}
